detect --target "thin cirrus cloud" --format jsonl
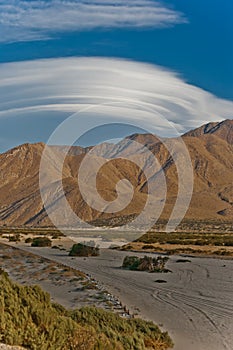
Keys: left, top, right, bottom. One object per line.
{"left": 0, "top": 0, "right": 187, "bottom": 43}
{"left": 0, "top": 57, "right": 233, "bottom": 151}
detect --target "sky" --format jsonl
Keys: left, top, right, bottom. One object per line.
{"left": 0, "top": 0, "right": 232, "bottom": 151}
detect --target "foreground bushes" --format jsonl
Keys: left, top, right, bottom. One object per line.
{"left": 0, "top": 269, "right": 173, "bottom": 350}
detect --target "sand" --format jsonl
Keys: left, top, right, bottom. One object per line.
{"left": 0, "top": 345, "right": 25, "bottom": 350}
{"left": 0, "top": 241, "right": 129, "bottom": 316}
{"left": 1, "top": 239, "right": 233, "bottom": 350}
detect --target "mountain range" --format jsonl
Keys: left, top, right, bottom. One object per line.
{"left": 0, "top": 119, "right": 232, "bottom": 228}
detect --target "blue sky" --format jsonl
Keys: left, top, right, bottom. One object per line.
{"left": 1, "top": 0, "right": 232, "bottom": 99}
{"left": 0, "top": 0, "right": 232, "bottom": 151}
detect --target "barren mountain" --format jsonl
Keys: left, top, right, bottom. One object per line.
{"left": 184, "top": 118, "right": 233, "bottom": 144}
{"left": 0, "top": 120, "right": 232, "bottom": 227}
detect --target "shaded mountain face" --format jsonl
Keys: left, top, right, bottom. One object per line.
{"left": 0, "top": 120, "right": 232, "bottom": 227}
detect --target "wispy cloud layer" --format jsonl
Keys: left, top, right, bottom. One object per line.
{"left": 0, "top": 0, "right": 187, "bottom": 43}
{"left": 0, "top": 56, "right": 233, "bottom": 151}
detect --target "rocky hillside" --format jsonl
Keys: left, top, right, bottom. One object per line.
{"left": 0, "top": 120, "right": 232, "bottom": 227}
{"left": 184, "top": 119, "right": 233, "bottom": 144}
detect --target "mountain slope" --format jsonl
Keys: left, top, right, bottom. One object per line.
{"left": 184, "top": 119, "right": 233, "bottom": 144}
{"left": 0, "top": 120, "right": 232, "bottom": 227}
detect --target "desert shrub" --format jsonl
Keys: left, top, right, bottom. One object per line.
{"left": 8, "top": 234, "right": 20, "bottom": 242}
{"left": 194, "top": 240, "right": 206, "bottom": 246}
{"left": 122, "top": 256, "right": 170, "bottom": 273}
{"left": 142, "top": 245, "right": 155, "bottom": 250}
{"left": 223, "top": 240, "right": 233, "bottom": 247}
{"left": 122, "top": 256, "right": 141, "bottom": 270}
{"left": 121, "top": 245, "right": 133, "bottom": 251}
{"left": 25, "top": 237, "right": 33, "bottom": 243}
{"left": 69, "top": 243, "right": 99, "bottom": 257}
{"left": 51, "top": 232, "right": 62, "bottom": 239}
{"left": 31, "top": 237, "right": 52, "bottom": 247}
{"left": 71, "top": 307, "right": 173, "bottom": 350}
{"left": 1, "top": 255, "right": 11, "bottom": 260}
{"left": 0, "top": 270, "right": 173, "bottom": 350}
{"left": 51, "top": 245, "right": 60, "bottom": 249}
{"left": 213, "top": 250, "right": 232, "bottom": 256}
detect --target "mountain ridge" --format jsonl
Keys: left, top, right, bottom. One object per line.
{"left": 0, "top": 119, "right": 232, "bottom": 227}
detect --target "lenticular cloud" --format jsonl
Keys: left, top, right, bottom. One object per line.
{"left": 0, "top": 0, "right": 186, "bottom": 43}
{"left": 0, "top": 57, "right": 233, "bottom": 139}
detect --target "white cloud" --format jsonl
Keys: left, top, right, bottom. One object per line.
{"left": 0, "top": 56, "right": 233, "bottom": 150}
{"left": 0, "top": 0, "right": 187, "bottom": 43}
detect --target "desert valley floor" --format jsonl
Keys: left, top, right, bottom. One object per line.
{"left": 1, "top": 239, "right": 233, "bottom": 350}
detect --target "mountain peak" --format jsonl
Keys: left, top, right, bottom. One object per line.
{"left": 126, "top": 133, "right": 161, "bottom": 145}
{"left": 184, "top": 119, "right": 233, "bottom": 144}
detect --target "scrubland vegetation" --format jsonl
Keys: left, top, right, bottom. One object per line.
{"left": 69, "top": 243, "right": 100, "bottom": 257}
{"left": 137, "top": 231, "right": 233, "bottom": 246}
{"left": 0, "top": 269, "right": 173, "bottom": 350}
{"left": 122, "top": 256, "right": 170, "bottom": 273}
{"left": 31, "top": 237, "right": 52, "bottom": 247}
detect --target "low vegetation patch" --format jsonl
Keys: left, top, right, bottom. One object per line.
{"left": 0, "top": 269, "right": 173, "bottom": 350}
{"left": 69, "top": 243, "right": 100, "bottom": 257}
{"left": 0, "top": 227, "right": 65, "bottom": 238}
{"left": 137, "top": 232, "right": 233, "bottom": 247}
{"left": 1, "top": 255, "right": 11, "bottom": 260}
{"left": 31, "top": 237, "right": 52, "bottom": 247}
{"left": 142, "top": 245, "right": 155, "bottom": 250}
{"left": 122, "top": 256, "right": 170, "bottom": 273}
{"left": 213, "top": 249, "right": 233, "bottom": 256}
{"left": 8, "top": 234, "right": 20, "bottom": 242}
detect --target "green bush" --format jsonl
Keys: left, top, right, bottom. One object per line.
{"left": 122, "top": 256, "right": 141, "bottom": 270}
{"left": 69, "top": 243, "right": 99, "bottom": 257}
{"left": 31, "top": 237, "right": 52, "bottom": 247}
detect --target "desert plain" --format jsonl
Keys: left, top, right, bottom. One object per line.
{"left": 1, "top": 235, "right": 233, "bottom": 350}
